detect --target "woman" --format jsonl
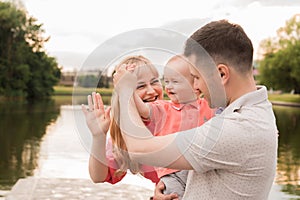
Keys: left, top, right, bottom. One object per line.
{"left": 82, "top": 55, "right": 163, "bottom": 184}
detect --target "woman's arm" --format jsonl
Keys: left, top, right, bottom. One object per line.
{"left": 88, "top": 136, "right": 108, "bottom": 182}
{"left": 82, "top": 92, "right": 111, "bottom": 182}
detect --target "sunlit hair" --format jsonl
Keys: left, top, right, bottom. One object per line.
{"left": 110, "top": 55, "right": 159, "bottom": 177}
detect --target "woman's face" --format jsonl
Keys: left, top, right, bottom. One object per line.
{"left": 135, "top": 67, "right": 163, "bottom": 102}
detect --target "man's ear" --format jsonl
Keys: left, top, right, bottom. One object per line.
{"left": 218, "top": 64, "right": 229, "bottom": 84}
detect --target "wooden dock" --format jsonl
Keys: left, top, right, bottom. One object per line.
{"left": 5, "top": 177, "right": 153, "bottom": 200}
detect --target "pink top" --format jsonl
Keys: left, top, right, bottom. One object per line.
{"left": 144, "top": 98, "right": 214, "bottom": 178}
{"left": 104, "top": 138, "right": 159, "bottom": 184}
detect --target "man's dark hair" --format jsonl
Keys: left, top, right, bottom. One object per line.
{"left": 184, "top": 19, "right": 253, "bottom": 74}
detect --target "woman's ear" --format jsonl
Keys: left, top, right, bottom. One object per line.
{"left": 218, "top": 64, "right": 229, "bottom": 84}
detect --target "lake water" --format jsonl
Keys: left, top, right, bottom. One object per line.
{"left": 0, "top": 96, "right": 299, "bottom": 199}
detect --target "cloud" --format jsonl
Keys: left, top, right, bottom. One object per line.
{"left": 49, "top": 51, "right": 88, "bottom": 71}
{"left": 27, "top": 0, "right": 299, "bottom": 70}
{"left": 49, "top": 18, "right": 212, "bottom": 72}
{"left": 160, "top": 18, "right": 211, "bottom": 36}
{"left": 216, "top": 0, "right": 300, "bottom": 8}
{"left": 253, "top": 0, "right": 300, "bottom": 7}
{"left": 80, "top": 29, "right": 189, "bottom": 72}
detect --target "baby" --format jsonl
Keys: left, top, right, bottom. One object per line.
{"left": 133, "top": 55, "right": 214, "bottom": 199}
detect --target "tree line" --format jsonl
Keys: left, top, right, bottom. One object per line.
{"left": 0, "top": 1, "right": 61, "bottom": 99}
{"left": 1, "top": 2, "right": 299, "bottom": 98}
{"left": 258, "top": 14, "right": 300, "bottom": 94}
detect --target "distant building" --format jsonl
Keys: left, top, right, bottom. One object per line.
{"left": 58, "top": 70, "right": 112, "bottom": 88}
{"left": 58, "top": 71, "right": 77, "bottom": 86}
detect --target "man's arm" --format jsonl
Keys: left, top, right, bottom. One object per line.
{"left": 114, "top": 62, "right": 150, "bottom": 119}
{"left": 115, "top": 70, "right": 192, "bottom": 170}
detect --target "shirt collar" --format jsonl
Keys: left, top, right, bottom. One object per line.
{"left": 223, "top": 85, "right": 268, "bottom": 114}
{"left": 170, "top": 100, "right": 199, "bottom": 111}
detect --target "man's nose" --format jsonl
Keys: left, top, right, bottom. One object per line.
{"left": 193, "top": 81, "right": 198, "bottom": 90}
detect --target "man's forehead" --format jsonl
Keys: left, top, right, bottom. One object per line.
{"left": 186, "top": 54, "right": 198, "bottom": 65}
{"left": 186, "top": 54, "right": 199, "bottom": 69}
{"left": 188, "top": 63, "right": 200, "bottom": 75}
{"left": 187, "top": 54, "right": 217, "bottom": 76}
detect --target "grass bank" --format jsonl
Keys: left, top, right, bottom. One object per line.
{"left": 54, "top": 86, "right": 300, "bottom": 104}
{"left": 268, "top": 93, "right": 300, "bottom": 104}
{"left": 54, "top": 86, "right": 113, "bottom": 96}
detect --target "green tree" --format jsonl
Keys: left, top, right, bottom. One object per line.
{"left": 0, "top": 1, "right": 61, "bottom": 99}
{"left": 258, "top": 14, "right": 300, "bottom": 94}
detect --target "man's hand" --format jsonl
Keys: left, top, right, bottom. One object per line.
{"left": 153, "top": 181, "right": 179, "bottom": 200}
{"left": 113, "top": 64, "right": 137, "bottom": 94}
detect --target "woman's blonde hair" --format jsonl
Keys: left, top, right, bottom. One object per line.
{"left": 110, "top": 55, "right": 159, "bottom": 177}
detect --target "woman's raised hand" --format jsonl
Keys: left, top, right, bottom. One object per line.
{"left": 82, "top": 92, "right": 111, "bottom": 137}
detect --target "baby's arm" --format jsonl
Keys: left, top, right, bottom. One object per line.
{"left": 133, "top": 92, "right": 150, "bottom": 119}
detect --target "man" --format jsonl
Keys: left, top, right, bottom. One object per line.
{"left": 113, "top": 19, "right": 278, "bottom": 199}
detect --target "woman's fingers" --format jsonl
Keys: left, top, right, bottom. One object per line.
{"left": 84, "top": 92, "right": 107, "bottom": 117}
{"left": 87, "top": 94, "right": 93, "bottom": 111}
{"left": 105, "top": 106, "right": 111, "bottom": 120}
{"left": 92, "top": 92, "right": 98, "bottom": 110}
{"left": 96, "top": 93, "right": 105, "bottom": 114}
{"left": 81, "top": 104, "right": 88, "bottom": 115}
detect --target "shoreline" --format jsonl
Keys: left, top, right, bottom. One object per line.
{"left": 270, "top": 101, "right": 300, "bottom": 107}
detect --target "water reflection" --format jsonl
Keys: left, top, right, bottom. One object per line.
{"left": 0, "top": 99, "right": 60, "bottom": 190}
{"left": 0, "top": 97, "right": 300, "bottom": 199}
{"left": 274, "top": 106, "right": 300, "bottom": 197}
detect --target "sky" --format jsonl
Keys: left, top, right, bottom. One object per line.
{"left": 20, "top": 0, "right": 300, "bottom": 72}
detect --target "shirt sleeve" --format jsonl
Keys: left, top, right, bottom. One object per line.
{"left": 140, "top": 165, "right": 160, "bottom": 184}
{"left": 146, "top": 100, "right": 169, "bottom": 135}
{"left": 175, "top": 115, "right": 248, "bottom": 173}
{"left": 104, "top": 157, "right": 126, "bottom": 184}
{"left": 104, "top": 138, "right": 159, "bottom": 184}
{"left": 104, "top": 138, "right": 126, "bottom": 184}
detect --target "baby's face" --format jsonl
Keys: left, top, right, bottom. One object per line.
{"left": 163, "top": 66, "right": 196, "bottom": 104}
